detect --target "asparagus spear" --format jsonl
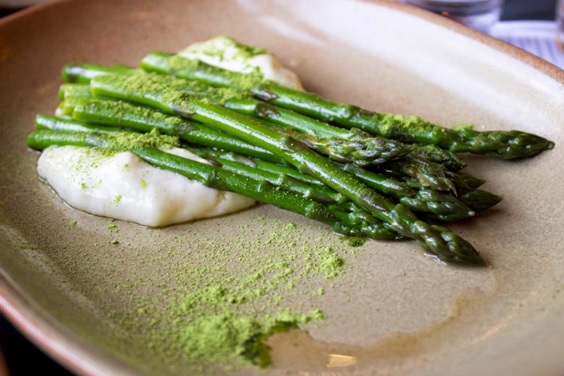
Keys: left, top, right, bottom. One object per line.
{"left": 62, "top": 63, "right": 133, "bottom": 83}
{"left": 63, "top": 79, "right": 498, "bottom": 220}
{"left": 33, "top": 115, "right": 352, "bottom": 206}
{"left": 379, "top": 154, "right": 457, "bottom": 193}
{"left": 68, "top": 90, "right": 458, "bottom": 192}
{"left": 457, "top": 189, "right": 503, "bottom": 212}
{"left": 223, "top": 98, "right": 465, "bottom": 170}
{"left": 38, "top": 107, "right": 484, "bottom": 222}
{"left": 26, "top": 129, "right": 401, "bottom": 241}
{"left": 88, "top": 73, "right": 485, "bottom": 265}
{"left": 64, "top": 67, "right": 416, "bottom": 167}
{"left": 61, "top": 65, "right": 465, "bottom": 170}
{"left": 194, "top": 149, "right": 347, "bottom": 204}
{"left": 63, "top": 77, "right": 481, "bottom": 218}
{"left": 71, "top": 97, "right": 282, "bottom": 163}
{"left": 201, "top": 150, "right": 412, "bottom": 197}
{"left": 78, "top": 67, "right": 470, "bottom": 192}
{"left": 35, "top": 114, "right": 124, "bottom": 133}
{"left": 31, "top": 117, "right": 410, "bottom": 235}
{"left": 73, "top": 95, "right": 411, "bottom": 167}
{"left": 199, "top": 148, "right": 483, "bottom": 222}
{"left": 60, "top": 66, "right": 469, "bottom": 194}
{"left": 141, "top": 52, "right": 554, "bottom": 159}
{"left": 221, "top": 146, "right": 499, "bottom": 216}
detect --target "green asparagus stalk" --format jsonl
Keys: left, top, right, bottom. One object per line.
{"left": 69, "top": 95, "right": 493, "bottom": 211}
{"left": 88, "top": 73, "right": 485, "bottom": 265}
{"left": 33, "top": 117, "right": 349, "bottom": 205}
{"left": 58, "top": 83, "right": 92, "bottom": 100}
{"left": 35, "top": 114, "right": 124, "bottom": 133}
{"left": 141, "top": 52, "right": 554, "bottom": 159}
{"left": 58, "top": 85, "right": 283, "bottom": 164}
{"left": 87, "top": 67, "right": 467, "bottom": 191}
{"left": 251, "top": 84, "right": 555, "bottom": 159}
{"left": 224, "top": 98, "right": 465, "bottom": 170}
{"left": 26, "top": 129, "right": 401, "bottom": 241}
{"left": 62, "top": 79, "right": 498, "bottom": 220}
{"left": 207, "top": 150, "right": 411, "bottom": 197}
{"left": 457, "top": 189, "right": 503, "bottom": 212}
{"left": 31, "top": 119, "right": 406, "bottom": 235}
{"left": 74, "top": 94, "right": 410, "bottom": 167}
{"left": 68, "top": 91, "right": 455, "bottom": 192}
{"left": 444, "top": 171, "right": 486, "bottom": 191}
{"left": 34, "top": 110, "right": 498, "bottom": 222}
{"left": 193, "top": 147, "right": 493, "bottom": 221}
{"left": 60, "top": 66, "right": 469, "bottom": 194}
{"left": 399, "top": 189, "right": 474, "bottom": 221}
{"left": 71, "top": 97, "right": 282, "bottom": 163}
{"left": 380, "top": 154, "right": 457, "bottom": 193}
{"left": 202, "top": 148, "right": 452, "bottom": 212}
{"left": 62, "top": 63, "right": 133, "bottom": 83}
{"left": 232, "top": 156, "right": 326, "bottom": 187}
{"left": 266, "top": 123, "right": 411, "bottom": 166}
{"left": 61, "top": 64, "right": 466, "bottom": 170}
{"left": 234, "top": 154, "right": 479, "bottom": 217}
{"left": 196, "top": 149, "right": 347, "bottom": 204}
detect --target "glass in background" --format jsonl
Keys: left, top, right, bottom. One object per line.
{"left": 402, "top": 0, "right": 505, "bottom": 33}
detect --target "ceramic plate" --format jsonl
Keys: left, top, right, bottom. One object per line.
{"left": 1, "top": 0, "right": 563, "bottom": 375}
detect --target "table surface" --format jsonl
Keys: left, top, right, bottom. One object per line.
{"left": 0, "top": 0, "right": 560, "bottom": 375}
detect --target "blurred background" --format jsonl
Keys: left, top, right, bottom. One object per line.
{"left": 0, "top": 0, "right": 561, "bottom": 375}
{"left": 502, "top": 0, "right": 557, "bottom": 19}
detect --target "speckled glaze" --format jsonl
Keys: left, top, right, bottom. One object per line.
{"left": 1, "top": 0, "right": 563, "bottom": 375}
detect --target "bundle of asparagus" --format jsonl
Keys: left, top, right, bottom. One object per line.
{"left": 26, "top": 39, "right": 555, "bottom": 267}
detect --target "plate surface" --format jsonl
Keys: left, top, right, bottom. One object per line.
{"left": 1, "top": 0, "right": 564, "bottom": 375}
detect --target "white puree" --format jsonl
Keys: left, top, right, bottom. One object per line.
{"left": 39, "top": 36, "right": 303, "bottom": 227}
{"left": 38, "top": 146, "right": 256, "bottom": 227}
{"left": 178, "top": 35, "right": 304, "bottom": 90}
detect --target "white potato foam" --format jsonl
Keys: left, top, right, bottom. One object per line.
{"left": 38, "top": 146, "right": 256, "bottom": 227}
{"left": 178, "top": 35, "right": 304, "bottom": 90}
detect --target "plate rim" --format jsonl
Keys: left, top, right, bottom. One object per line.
{"left": 0, "top": 274, "right": 137, "bottom": 376}
{"left": 1, "top": 0, "right": 563, "bottom": 375}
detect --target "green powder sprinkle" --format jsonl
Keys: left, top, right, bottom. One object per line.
{"left": 165, "top": 54, "right": 264, "bottom": 92}
{"left": 168, "top": 284, "right": 321, "bottom": 369}
{"left": 107, "top": 220, "right": 119, "bottom": 233}
{"left": 184, "top": 35, "right": 267, "bottom": 62}
{"left": 114, "top": 194, "right": 122, "bottom": 203}
{"left": 139, "top": 179, "right": 147, "bottom": 189}
{"left": 348, "top": 238, "right": 367, "bottom": 247}
{"left": 317, "top": 247, "right": 344, "bottom": 279}
{"left": 68, "top": 219, "right": 77, "bottom": 228}
{"left": 105, "top": 128, "right": 179, "bottom": 152}
{"left": 103, "top": 217, "right": 361, "bottom": 373}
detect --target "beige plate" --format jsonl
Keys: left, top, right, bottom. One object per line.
{"left": 1, "top": 0, "right": 564, "bottom": 375}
